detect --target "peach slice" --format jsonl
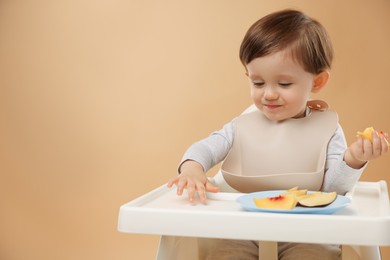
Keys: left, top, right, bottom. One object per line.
{"left": 283, "top": 187, "right": 308, "bottom": 199}
{"left": 298, "top": 192, "right": 337, "bottom": 207}
{"left": 254, "top": 195, "right": 297, "bottom": 210}
{"left": 357, "top": 127, "right": 375, "bottom": 141}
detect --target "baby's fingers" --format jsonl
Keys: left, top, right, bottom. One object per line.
{"left": 167, "top": 176, "right": 187, "bottom": 195}
{"left": 380, "top": 131, "right": 390, "bottom": 148}
{"left": 372, "top": 131, "right": 389, "bottom": 156}
{"left": 187, "top": 181, "right": 196, "bottom": 203}
{"left": 176, "top": 177, "right": 189, "bottom": 196}
{"left": 196, "top": 181, "right": 207, "bottom": 203}
{"left": 371, "top": 131, "right": 382, "bottom": 157}
{"left": 167, "top": 177, "right": 179, "bottom": 188}
{"left": 380, "top": 134, "right": 389, "bottom": 154}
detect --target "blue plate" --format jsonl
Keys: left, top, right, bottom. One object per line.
{"left": 236, "top": 190, "right": 351, "bottom": 214}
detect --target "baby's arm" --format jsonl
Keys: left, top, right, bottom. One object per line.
{"left": 167, "top": 119, "right": 235, "bottom": 203}
{"left": 323, "top": 126, "right": 388, "bottom": 194}
{"left": 323, "top": 125, "right": 363, "bottom": 194}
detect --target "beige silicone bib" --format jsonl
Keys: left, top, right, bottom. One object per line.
{"left": 221, "top": 108, "right": 338, "bottom": 193}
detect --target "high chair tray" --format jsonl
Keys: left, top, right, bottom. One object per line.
{"left": 118, "top": 181, "right": 390, "bottom": 246}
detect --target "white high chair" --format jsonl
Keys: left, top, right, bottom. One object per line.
{"left": 118, "top": 105, "right": 389, "bottom": 259}
{"left": 117, "top": 179, "right": 389, "bottom": 259}
{"left": 153, "top": 173, "right": 386, "bottom": 260}
{"left": 118, "top": 181, "right": 390, "bottom": 260}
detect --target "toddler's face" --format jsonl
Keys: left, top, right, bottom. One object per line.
{"left": 246, "top": 50, "right": 319, "bottom": 121}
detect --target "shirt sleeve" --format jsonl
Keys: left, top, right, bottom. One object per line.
{"left": 178, "top": 119, "right": 236, "bottom": 173}
{"left": 322, "top": 124, "right": 367, "bottom": 194}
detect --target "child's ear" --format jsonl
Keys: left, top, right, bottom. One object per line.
{"left": 311, "top": 71, "right": 329, "bottom": 93}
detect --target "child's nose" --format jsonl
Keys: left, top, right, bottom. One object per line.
{"left": 264, "top": 86, "right": 279, "bottom": 100}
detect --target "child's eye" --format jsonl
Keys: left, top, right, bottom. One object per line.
{"left": 253, "top": 82, "right": 265, "bottom": 87}
{"left": 279, "top": 82, "right": 292, "bottom": 87}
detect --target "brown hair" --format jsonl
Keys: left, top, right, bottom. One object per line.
{"left": 239, "top": 9, "right": 333, "bottom": 74}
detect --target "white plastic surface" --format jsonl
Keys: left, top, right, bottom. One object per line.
{"left": 118, "top": 181, "right": 390, "bottom": 246}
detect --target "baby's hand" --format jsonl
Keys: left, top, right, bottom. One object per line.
{"left": 167, "top": 161, "right": 219, "bottom": 203}
{"left": 344, "top": 128, "right": 389, "bottom": 169}
{"left": 357, "top": 127, "right": 390, "bottom": 147}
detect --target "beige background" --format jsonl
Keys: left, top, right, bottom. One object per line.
{"left": 0, "top": 0, "right": 389, "bottom": 259}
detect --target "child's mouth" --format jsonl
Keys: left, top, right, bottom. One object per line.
{"left": 264, "top": 104, "right": 281, "bottom": 110}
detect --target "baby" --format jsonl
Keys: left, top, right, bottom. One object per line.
{"left": 168, "top": 9, "right": 388, "bottom": 259}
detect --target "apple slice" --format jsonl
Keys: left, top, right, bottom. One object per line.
{"left": 254, "top": 195, "right": 297, "bottom": 210}
{"left": 298, "top": 192, "right": 337, "bottom": 207}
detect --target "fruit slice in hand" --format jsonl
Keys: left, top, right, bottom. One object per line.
{"left": 357, "top": 127, "right": 375, "bottom": 141}
{"left": 298, "top": 192, "right": 337, "bottom": 207}
{"left": 254, "top": 195, "right": 297, "bottom": 210}
{"left": 357, "top": 127, "right": 390, "bottom": 146}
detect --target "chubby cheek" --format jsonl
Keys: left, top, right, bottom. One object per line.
{"left": 250, "top": 88, "right": 262, "bottom": 105}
